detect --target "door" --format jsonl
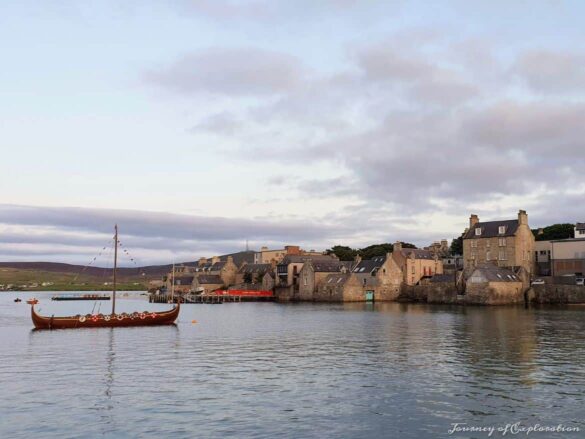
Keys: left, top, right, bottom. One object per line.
{"left": 365, "top": 290, "right": 374, "bottom": 302}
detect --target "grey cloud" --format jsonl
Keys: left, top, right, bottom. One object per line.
{"left": 189, "top": 112, "right": 242, "bottom": 136}
{"left": 512, "top": 50, "right": 585, "bottom": 94}
{"left": 144, "top": 47, "right": 305, "bottom": 96}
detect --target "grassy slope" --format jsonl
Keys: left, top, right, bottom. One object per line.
{"left": 0, "top": 267, "right": 153, "bottom": 291}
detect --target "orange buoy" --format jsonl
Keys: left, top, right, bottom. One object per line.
{"left": 191, "top": 320, "right": 197, "bottom": 324}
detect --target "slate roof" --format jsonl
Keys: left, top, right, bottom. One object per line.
{"left": 279, "top": 254, "right": 336, "bottom": 265}
{"left": 173, "top": 275, "right": 194, "bottom": 285}
{"left": 400, "top": 249, "right": 434, "bottom": 260}
{"left": 352, "top": 256, "right": 386, "bottom": 274}
{"left": 238, "top": 263, "right": 272, "bottom": 274}
{"left": 324, "top": 273, "right": 350, "bottom": 286}
{"left": 469, "top": 264, "right": 521, "bottom": 283}
{"left": 576, "top": 223, "right": 585, "bottom": 231}
{"left": 210, "top": 262, "right": 227, "bottom": 271}
{"left": 196, "top": 274, "right": 223, "bottom": 284}
{"left": 463, "top": 219, "right": 519, "bottom": 239}
{"left": 312, "top": 261, "right": 344, "bottom": 272}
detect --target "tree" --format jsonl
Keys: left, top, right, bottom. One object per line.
{"left": 450, "top": 234, "right": 464, "bottom": 255}
{"left": 532, "top": 223, "right": 574, "bottom": 241}
{"left": 326, "top": 245, "right": 357, "bottom": 261}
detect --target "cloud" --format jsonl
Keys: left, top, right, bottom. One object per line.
{"left": 0, "top": 204, "right": 357, "bottom": 264}
{"left": 144, "top": 47, "right": 305, "bottom": 96}
{"left": 512, "top": 50, "right": 585, "bottom": 94}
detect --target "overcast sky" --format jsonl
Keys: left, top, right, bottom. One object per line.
{"left": 1, "top": 0, "right": 584, "bottom": 265}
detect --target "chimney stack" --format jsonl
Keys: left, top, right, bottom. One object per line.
{"left": 518, "top": 210, "right": 528, "bottom": 225}
{"left": 394, "top": 241, "right": 402, "bottom": 252}
{"left": 470, "top": 214, "right": 479, "bottom": 229}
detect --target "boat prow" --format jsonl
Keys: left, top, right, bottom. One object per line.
{"left": 31, "top": 302, "right": 180, "bottom": 330}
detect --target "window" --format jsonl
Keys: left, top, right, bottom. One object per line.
{"left": 498, "top": 226, "right": 506, "bottom": 234}
{"left": 499, "top": 250, "right": 507, "bottom": 261}
{"left": 471, "top": 240, "right": 478, "bottom": 248}
{"left": 499, "top": 238, "right": 506, "bottom": 247}
{"left": 486, "top": 251, "right": 491, "bottom": 260}
{"left": 303, "top": 276, "right": 308, "bottom": 286}
{"left": 475, "top": 228, "right": 482, "bottom": 236}
{"left": 486, "top": 240, "right": 491, "bottom": 248}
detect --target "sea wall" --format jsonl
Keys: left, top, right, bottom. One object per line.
{"left": 399, "top": 283, "right": 459, "bottom": 304}
{"left": 531, "top": 284, "right": 585, "bottom": 304}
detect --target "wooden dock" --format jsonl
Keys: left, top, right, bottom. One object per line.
{"left": 149, "top": 293, "right": 273, "bottom": 304}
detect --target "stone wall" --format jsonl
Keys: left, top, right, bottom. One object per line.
{"left": 399, "top": 283, "right": 459, "bottom": 304}
{"left": 531, "top": 284, "right": 585, "bottom": 304}
{"left": 465, "top": 281, "right": 524, "bottom": 305}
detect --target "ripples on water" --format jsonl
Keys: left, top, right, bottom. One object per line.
{"left": 1, "top": 293, "right": 584, "bottom": 438}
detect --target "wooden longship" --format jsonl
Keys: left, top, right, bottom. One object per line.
{"left": 31, "top": 225, "right": 180, "bottom": 330}
{"left": 31, "top": 302, "right": 179, "bottom": 329}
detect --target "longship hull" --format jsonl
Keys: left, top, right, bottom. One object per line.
{"left": 31, "top": 303, "right": 180, "bottom": 329}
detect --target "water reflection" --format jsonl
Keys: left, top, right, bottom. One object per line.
{"left": 2, "top": 294, "right": 585, "bottom": 438}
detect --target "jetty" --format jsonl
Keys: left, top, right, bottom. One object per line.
{"left": 149, "top": 289, "right": 274, "bottom": 304}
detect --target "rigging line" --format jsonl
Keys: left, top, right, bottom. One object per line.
{"left": 69, "top": 236, "right": 114, "bottom": 285}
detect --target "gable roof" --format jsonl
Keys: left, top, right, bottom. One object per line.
{"left": 463, "top": 219, "right": 519, "bottom": 239}
{"left": 324, "top": 273, "right": 350, "bottom": 286}
{"left": 400, "top": 249, "right": 434, "bottom": 260}
{"left": 196, "top": 274, "right": 223, "bottom": 284}
{"left": 238, "top": 263, "right": 272, "bottom": 274}
{"left": 576, "top": 223, "right": 585, "bottom": 231}
{"left": 312, "top": 261, "right": 344, "bottom": 272}
{"left": 172, "top": 275, "right": 194, "bottom": 285}
{"left": 468, "top": 264, "right": 521, "bottom": 283}
{"left": 353, "top": 256, "right": 386, "bottom": 274}
{"left": 210, "top": 261, "right": 227, "bottom": 271}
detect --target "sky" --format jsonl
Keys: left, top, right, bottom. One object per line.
{"left": 1, "top": 0, "right": 584, "bottom": 265}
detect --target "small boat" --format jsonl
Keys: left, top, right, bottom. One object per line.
{"left": 26, "top": 298, "right": 38, "bottom": 305}
{"left": 52, "top": 294, "right": 110, "bottom": 301}
{"left": 31, "top": 225, "right": 180, "bottom": 330}
{"left": 14, "top": 298, "right": 22, "bottom": 303}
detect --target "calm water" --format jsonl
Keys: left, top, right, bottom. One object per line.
{"left": 1, "top": 292, "right": 584, "bottom": 439}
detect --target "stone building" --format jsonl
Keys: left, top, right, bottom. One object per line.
{"left": 391, "top": 242, "right": 444, "bottom": 286}
{"left": 462, "top": 210, "right": 535, "bottom": 279}
{"left": 236, "top": 263, "right": 274, "bottom": 285}
{"left": 424, "top": 240, "right": 450, "bottom": 258}
{"left": 192, "top": 274, "right": 224, "bottom": 295}
{"left": 167, "top": 274, "right": 194, "bottom": 294}
{"left": 297, "top": 260, "right": 351, "bottom": 301}
{"left": 315, "top": 254, "right": 403, "bottom": 302}
{"left": 276, "top": 254, "right": 339, "bottom": 288}
{"left": 575, "top": 223, "right": 585, "bottom": 238}
{"left": 197, "top": 256, "right": 238, "bottom": 286}
{"left": 465, "top": 264, "right": 524, "bottom": 305}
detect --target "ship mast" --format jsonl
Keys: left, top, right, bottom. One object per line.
{"left": 112, "top": 224, "right": 118, "bottom": 315}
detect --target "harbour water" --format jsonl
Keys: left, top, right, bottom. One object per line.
{"left": 1, "top": 292, "right": 584, "bottom": 438}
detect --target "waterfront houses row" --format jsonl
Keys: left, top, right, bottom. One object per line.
{"left": 159, "top": 210, "right": 585, "bottom": 305}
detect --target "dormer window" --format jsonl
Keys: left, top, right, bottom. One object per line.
{"left": 475, "top": 228, "right": 482, "bottom": 236}
{"left": 498, "top": 225, "right": 506, "bottom": 234}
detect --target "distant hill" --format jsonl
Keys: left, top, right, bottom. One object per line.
{"left": 0, "top": 251, "right": 257, "bottom": 291}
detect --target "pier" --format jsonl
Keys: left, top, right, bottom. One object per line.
{"left": 149, "top": 290, "right": 274, "bottom": 304}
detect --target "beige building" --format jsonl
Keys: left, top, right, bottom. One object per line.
{"left": 549, "top": 238, "right": 585, "bottom": 276}
{"left": 391, "top": 242, "right": 444, "bottom": 286}
{"left": 254, "top": 245, "right": 302, "bottom": 264}
{"left": 463, "top": 210, "right": 535, "bottom": 277}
